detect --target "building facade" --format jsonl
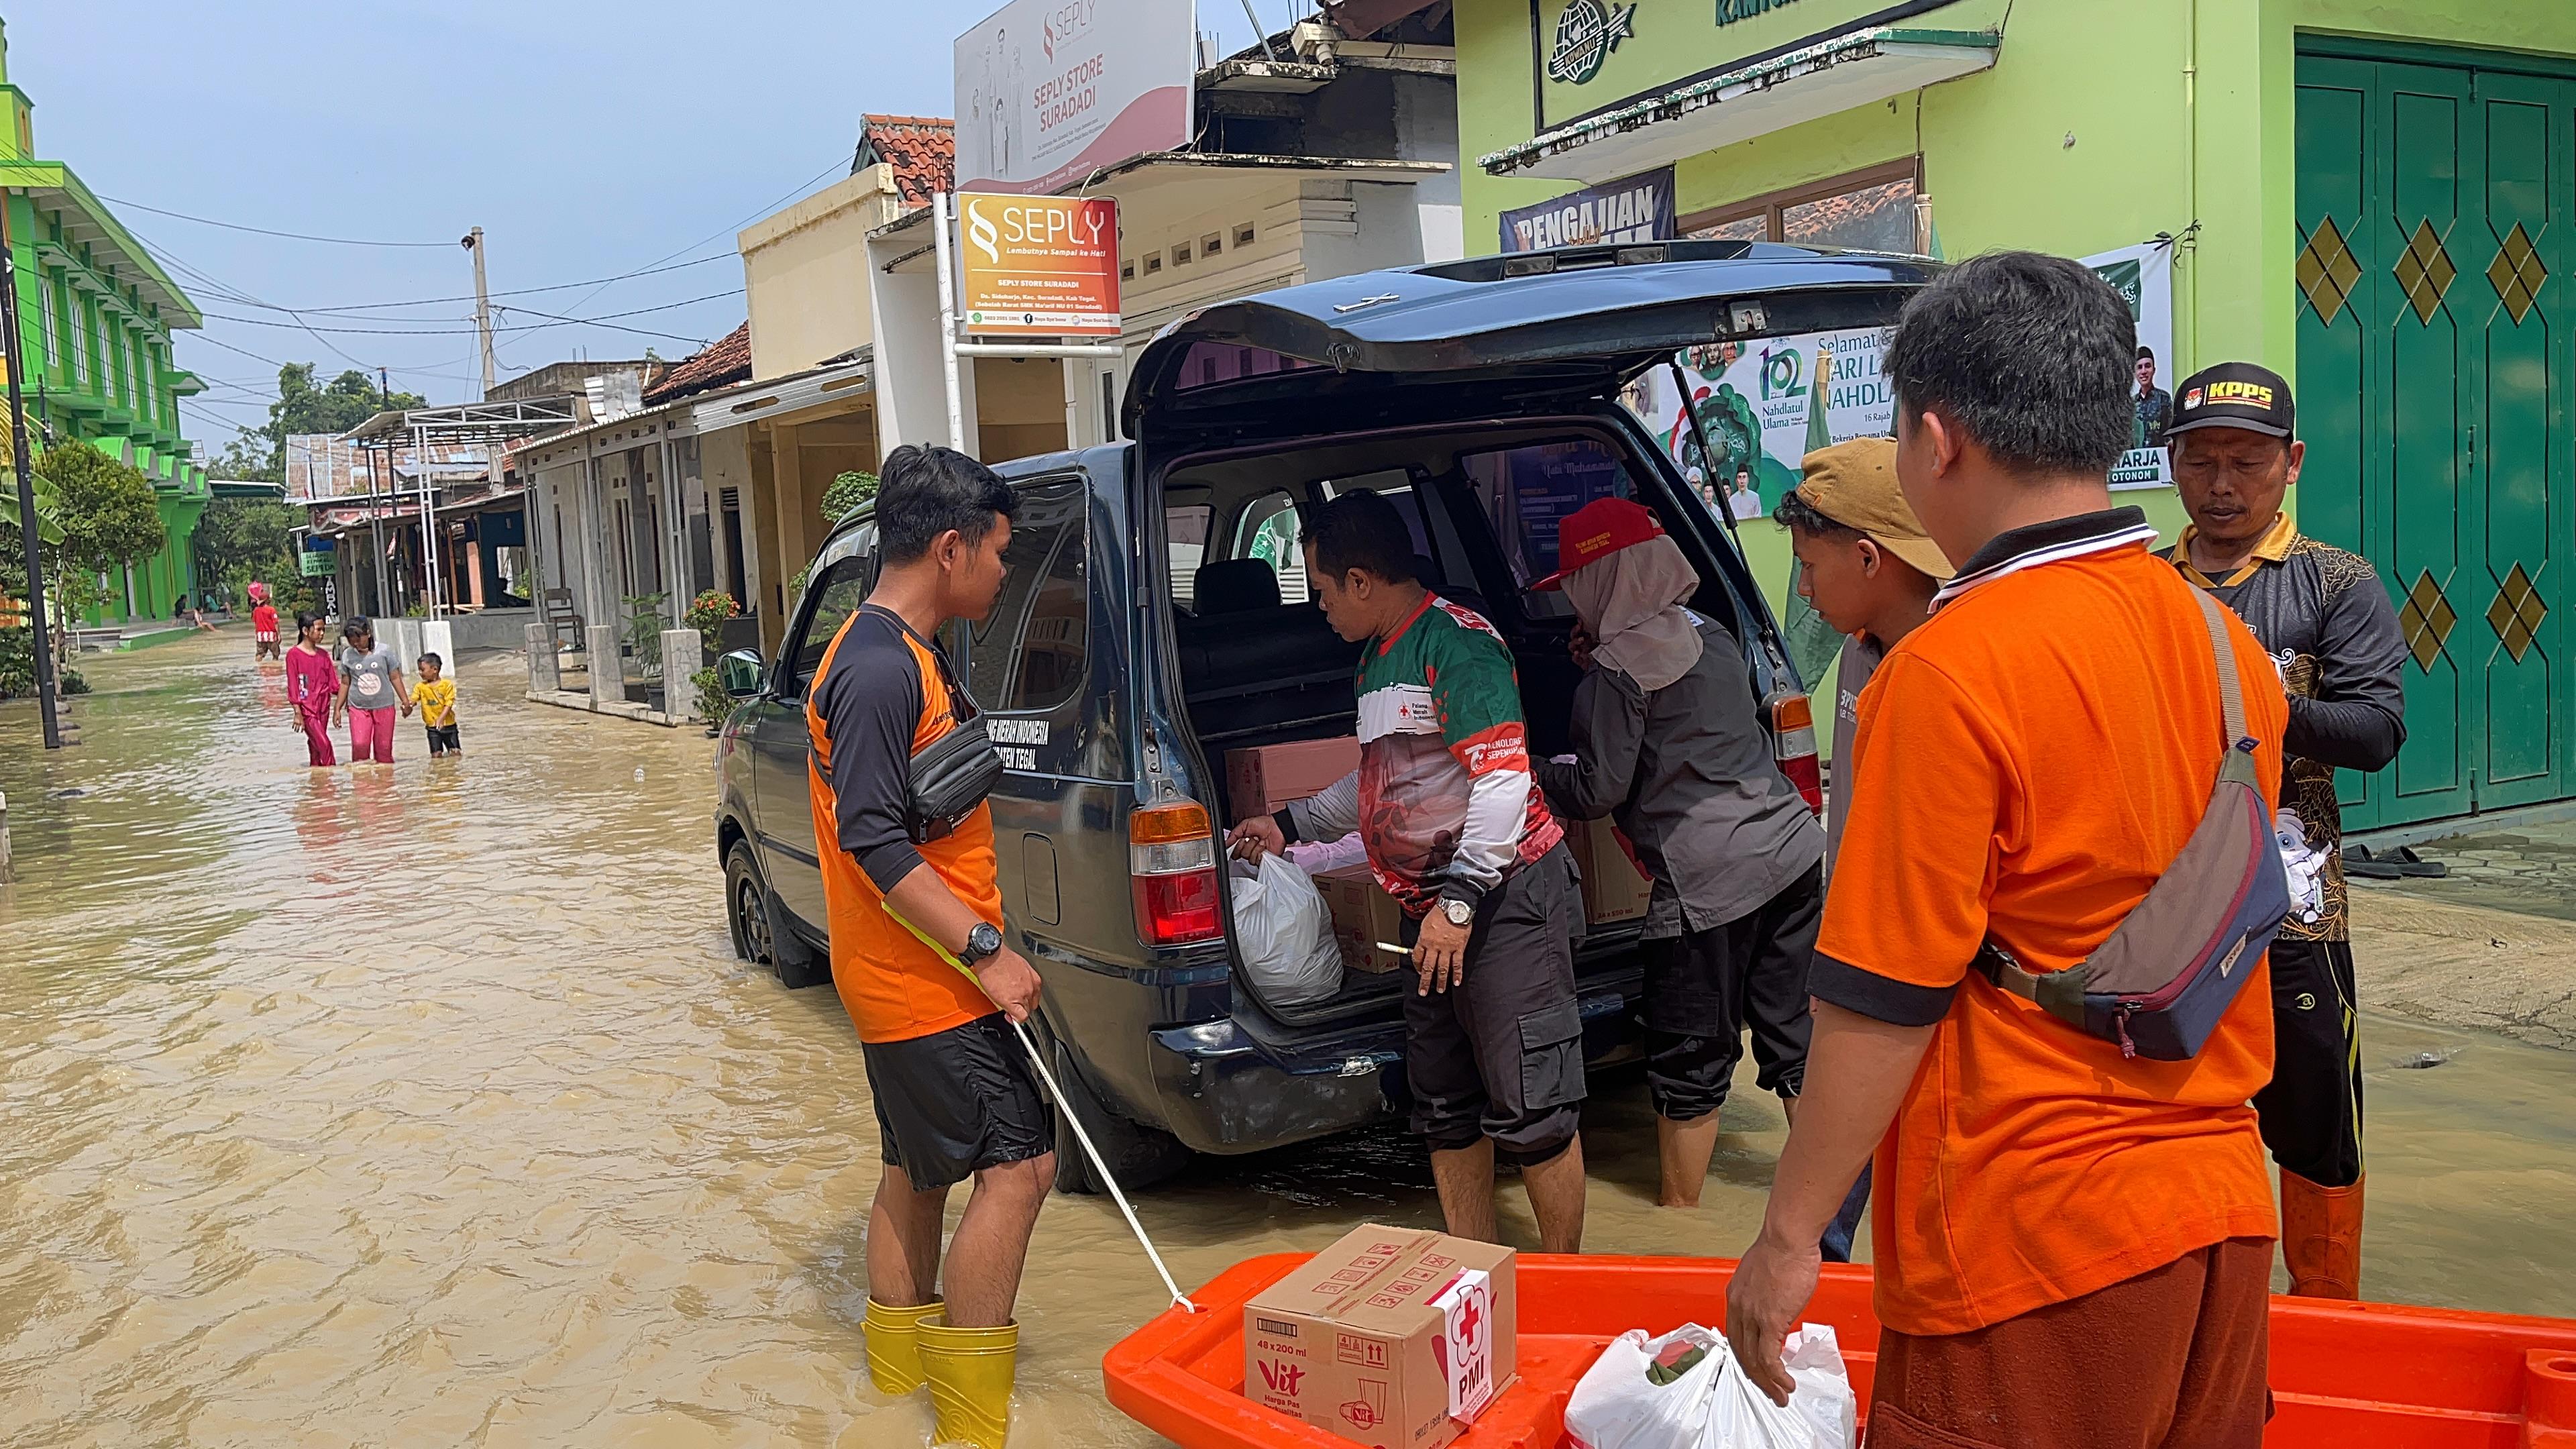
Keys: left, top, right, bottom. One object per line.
{"left": 0, "top": 19, "right": 209, "bottom": 625}
{"left": 1456, "top": 0, "right": 2576, "bottom": 832}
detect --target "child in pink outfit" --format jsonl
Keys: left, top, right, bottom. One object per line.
{"left": 335, "top": 616, "right": 410, "bottom": 764}
{"left": 284, "top": 612, "right": 341, "bottom": 767}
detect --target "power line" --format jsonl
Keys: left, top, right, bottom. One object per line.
{"left": 189, "top": 252, "right": 740, "bottom": 319}
{"left": 199, "top": 288, "right": 743, "bottom": 337}
{"left": 557, "top": 156, "right": 847, "bottom": 319}
{"left": 95, "top": 194, "right": 453, "bottom": 248}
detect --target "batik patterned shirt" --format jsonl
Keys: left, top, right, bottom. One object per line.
{"left": 1287, "top": 594, "right": 1562, "bottom": 916}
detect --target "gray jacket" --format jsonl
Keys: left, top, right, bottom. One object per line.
{"left": 1536, "top": 614, "right": 1824, "bottom": 938}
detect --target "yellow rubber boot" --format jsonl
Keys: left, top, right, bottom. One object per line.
{"left": 861, "top": 1297, "right": 945, "bottom": 1395}
{"left": 916, "top": 1316, "right": 1019, "bottom": 1448}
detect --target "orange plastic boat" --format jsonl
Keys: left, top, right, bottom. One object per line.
{"left": 1106, "top": 1254, "right": 2576, "bottom": 1448}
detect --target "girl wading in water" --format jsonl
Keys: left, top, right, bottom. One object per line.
{"left": 284, "top": 612, "right": 341, "bottom": 767}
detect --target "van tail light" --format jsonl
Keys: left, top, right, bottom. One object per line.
{"left": 1769, "top": 690, "right": 1825, "bottom": 818}
{"left": 1131, "top": 800, "right": 1224, "bottom": 947}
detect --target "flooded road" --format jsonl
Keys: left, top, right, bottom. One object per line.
{"left": 5, "top": 632, "right": 2575, "bottom": 1447}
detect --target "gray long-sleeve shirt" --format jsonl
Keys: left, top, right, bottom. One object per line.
{"left": 1534, "top": 614, "right": 1823, "bottom": 938}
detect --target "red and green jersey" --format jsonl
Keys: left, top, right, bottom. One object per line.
{"left": 1292, "top": 594, "right": 1561, "bottom": 914}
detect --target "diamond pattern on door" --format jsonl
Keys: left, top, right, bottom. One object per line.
{"left": 2486, "top": 222, "right": 2548, "bottom": 325}
{"left": 2398, "top": 569, "right": 2459, "bottom": 672}
{"left": 2394, "top": 217, "right": 2459, "bottom": 323}
{"left": 2296, "top": 214, "right": 2364, "bottom": 324}
{"left": 2486, "top": 562, "right": 2548, "bottom": 663}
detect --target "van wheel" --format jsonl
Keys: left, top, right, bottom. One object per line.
{"left": 726, "top": 842, "right": 830, "bottom": 989}
{"left": 1048, "top": 1041, "right": 1193, "bottom": 1196}
{"left": 725, "top": 842, "right": 773, "bottom": 964}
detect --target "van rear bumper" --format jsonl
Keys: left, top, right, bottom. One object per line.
{"left": 1143, "top": 983, "right": 1637, "bottom": 1157}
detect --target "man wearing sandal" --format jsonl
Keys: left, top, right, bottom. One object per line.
{"left": 2163, "top": 362, "right": 2407, "bottom": 1299}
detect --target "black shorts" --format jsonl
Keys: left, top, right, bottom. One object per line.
{"left": 425, "top": 723, "right": 461, "bottom": 753}
{"left": 862, "top": 1014, "right": 1054, "bottom": 1191}
{"left": 1642, "top": 862, "right": 1825, "bottom": 1120}
{"left": 1400, "top": 843, "right": 1586, "bottom": 1167}
{"left": 2254, "top": 934, "right": 2363, "bottom": 1188}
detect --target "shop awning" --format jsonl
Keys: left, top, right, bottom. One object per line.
{"left": 1480, "top": 27, "right": 2000, "bottom": 184}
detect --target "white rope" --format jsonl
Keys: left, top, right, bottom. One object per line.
{"left": 1003, "top": 1015, "right": 1199, "bottom": 1314}
{"left": 885, "top": 906, "right": 1199, "bottom": 1313}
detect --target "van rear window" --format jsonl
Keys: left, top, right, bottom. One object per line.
{"left": 1170, "top": 343, "right": 1324, "bottom": 392}
{"left": 1461, "top": 439, "right": 1638, "bottom": 595}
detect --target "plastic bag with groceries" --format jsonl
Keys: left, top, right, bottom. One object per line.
{"left": 1228, "top": 852, "right": 1344, "bottom": 1008}
{"left": 1563, "top": 1322, "right": 1857, "bottom": 1449}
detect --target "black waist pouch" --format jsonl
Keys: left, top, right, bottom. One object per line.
{"left": 875, "top": 606, "right": 1004, "bottom": 844}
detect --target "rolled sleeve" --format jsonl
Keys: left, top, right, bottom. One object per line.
{"left": 1813, "top": 653, "right": 2006, "bottom": 1023}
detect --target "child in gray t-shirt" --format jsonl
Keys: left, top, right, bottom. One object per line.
{"left": 337, "top": 617, "right": 411, "bottom": 764}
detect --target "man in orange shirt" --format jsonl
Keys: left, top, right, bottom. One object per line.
{"left": 1727, "top": 253, "right": 2288, "bottom": 1448}
{"left": 807, "top": 444, "right": 1049, "bottom": 1444}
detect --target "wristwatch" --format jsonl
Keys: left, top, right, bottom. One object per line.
{"left": 961, "top": 920, "right": 1004, "bottom": 966}
{"left": 1440, "top": 898, "right": 1475, "bottom": 928}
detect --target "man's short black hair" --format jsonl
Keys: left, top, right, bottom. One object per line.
{"left": 877, "top": 444, "right": 1017, "bottom": 563}
{"left": 1772, "top": 490, "right": 1862, "bottom": 541}
{"left": 2137, "top": 345, "right": 2155, "bottom": 362}
{"left": 1302, "top": 489, "right": 1416, "bottom": 584}
{"left": 1884, "top": 251, "right": 2136, "bottom": 478}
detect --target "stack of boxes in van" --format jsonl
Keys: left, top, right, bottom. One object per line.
{"left": 1228, "top": 739, "right": 1411, "bottom": 975}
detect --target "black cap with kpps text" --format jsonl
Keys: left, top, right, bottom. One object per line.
{"left": 2167, "top": 362, "right": 2296, "bottom": 439}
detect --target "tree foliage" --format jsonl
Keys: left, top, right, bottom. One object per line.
{"left": 215, "top": 363, "right": 429, "bottom": 482}
{"left": 197, "top": 496, "right": 301, "bottom": 605}
{"left": 39, "top": 442, "right": 165, "bottom": 576}
{"left": 822, "top": 470, "right": 880, "bottom": 525}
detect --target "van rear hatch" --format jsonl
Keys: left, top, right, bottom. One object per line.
{"left": 1124, "top": 239, "right": 1938, "bottom": 443}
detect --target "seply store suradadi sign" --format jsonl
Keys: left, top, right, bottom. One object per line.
{"left": 1529, "top": 0, "right": 1970, "bottom": 131}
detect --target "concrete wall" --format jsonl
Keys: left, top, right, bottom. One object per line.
{"left": 741, "top": 166, "right": 907, "bottom": 380}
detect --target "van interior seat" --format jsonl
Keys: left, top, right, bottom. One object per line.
{"left": 1194, "top": 558, "right": 1281, "bottom": 616}
{"left": 1174, "top": 564, "right": 1360, "bottom": 751}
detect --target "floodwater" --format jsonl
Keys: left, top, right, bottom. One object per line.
{"left": 3, "top": 632, "right": 2574, "bottom": 1448}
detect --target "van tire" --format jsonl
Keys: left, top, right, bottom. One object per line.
{"left": 726, "top": 841, "right": 830, "bottom": 990}
{"left": 1048, "top": 1040, "right": 1193, "bottom": 1196}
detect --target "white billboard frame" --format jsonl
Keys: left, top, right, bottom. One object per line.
{"left": 954, "top": 0, "right": 1198, "bottom": 196}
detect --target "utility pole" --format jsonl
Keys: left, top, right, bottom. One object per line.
{"left": 0, "top": 189, "right": 63, "bottom": 749}
{"left": 462, "top": 227, "right": 496, "bottom": 399}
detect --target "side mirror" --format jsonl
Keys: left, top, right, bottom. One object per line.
{"left": 717, "top": 649, "right": 767, "bottom": 699}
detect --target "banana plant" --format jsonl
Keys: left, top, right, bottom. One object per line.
{"left": 3, "top": 465, "right": 66, "bottom": 547}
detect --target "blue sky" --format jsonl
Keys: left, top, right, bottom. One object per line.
{"left": 9, "top": 1, "right": 1290, "bottom": 449}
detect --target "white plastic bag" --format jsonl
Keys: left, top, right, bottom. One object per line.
{"left": 1563, "top": 1323, "right": 1856, "bottom": 1449}
{"left": 1229, "top": 853, "right": 1343, "bottom": 1008}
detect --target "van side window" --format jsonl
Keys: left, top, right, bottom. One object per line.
{"left": 1233, "top": 489, "right": 1308, "bottom": 604}
{"left": 1461, "top": 439, "right": 1636, "bottom": 612}
{"left": 970, "top": 478, "right": 1088, "bottom": 714}
{"left": 1166, "top": 500, "right": 1213, "bottom": 610}
{"left": 784, "top": 539, "right": 874, "bottom": 698}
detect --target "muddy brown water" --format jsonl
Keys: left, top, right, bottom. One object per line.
{"left": 5, "top": 633, "right": 2573, "bottom": 1446}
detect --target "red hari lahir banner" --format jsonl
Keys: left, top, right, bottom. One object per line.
{"left": 957, "top": 193, "right": 1122, "bottom": 337}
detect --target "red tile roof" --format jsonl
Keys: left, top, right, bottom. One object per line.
{"left": 645, "top": 321, "right": 752, "bottom": 405}
{"left": 853, "top": 115, "right": 955, "bottom": 204}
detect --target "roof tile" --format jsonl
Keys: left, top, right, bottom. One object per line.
{"left": 644, "top": 321, "right": 752, "bottom": 405}
{"left": 853, "top": 115, "right": 955, "bottom": 205}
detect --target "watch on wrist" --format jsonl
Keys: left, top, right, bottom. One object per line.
{"left": 962, "top": 920, "right": 1004, "bottom": 966}
{"left": 1440, "top": 897, "right": 1475, "bottom": 927}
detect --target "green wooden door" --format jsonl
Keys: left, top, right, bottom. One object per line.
{"left": 2295, "top": 53, "right": 2574, "bottom": 829}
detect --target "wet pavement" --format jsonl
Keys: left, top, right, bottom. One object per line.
{"left": 5, "top": 631, "right": 2575, "bottom": 1447}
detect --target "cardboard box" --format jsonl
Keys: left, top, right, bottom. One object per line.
{"left": 1228, "top": 737, "right": 1360, "bottom": 821}
{"left": 1315, "top": 865, "right": 1410, "bottom": 975}
{"left": 1564, "top": 816, "right": 1654, "bottom": 925}
{"left": 1244, "top": 1225, "right": 1516, "bottom": 1449}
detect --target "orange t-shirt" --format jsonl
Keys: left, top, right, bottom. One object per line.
{"left": 1813, "top": 529, "right": 2287, "bottom": 1337}
{"left": 806, "top": 610, "right": 1002, "bottom": 1044}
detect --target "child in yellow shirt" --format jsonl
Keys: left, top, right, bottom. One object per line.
{"left": 412, "top": 652, "right": 462, "bottom": 757}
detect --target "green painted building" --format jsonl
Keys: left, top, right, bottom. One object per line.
{"left": 0, "top": 17, "right": 209, "bottom": 625}
{"left": 1458, "top": 0, "right": 2576, "bottom": 833}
